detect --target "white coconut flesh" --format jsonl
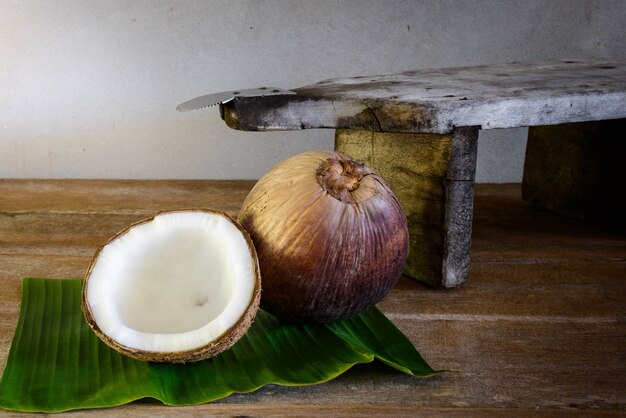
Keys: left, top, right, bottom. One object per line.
{"left": 85, "top": 211, "right": 257, "bottom": 353}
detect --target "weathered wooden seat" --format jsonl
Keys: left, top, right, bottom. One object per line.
{"left": 218, "top": 59, "right": 626, "bottom": 287}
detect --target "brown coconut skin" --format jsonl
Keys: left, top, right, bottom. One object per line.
{"left": 237, "top": 150, "right": 409, "bottom": 323}
{"left": 81, "top": 209, "right": 261, "bottom": 363}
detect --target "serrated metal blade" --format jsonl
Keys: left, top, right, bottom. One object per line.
{"left": 176, "top": 87, "right": 296, "bottom": 112}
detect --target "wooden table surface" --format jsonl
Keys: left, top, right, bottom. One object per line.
{"left": 0, "top": 180, "right": 624, "bottom": 417}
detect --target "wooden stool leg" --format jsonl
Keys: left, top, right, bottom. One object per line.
{"left": 335, "top": 126, "right": 479, "bottom": 288}
{"left": 522, "top": 119, "right": 626, "bottom": 234}
{"left": 443, "top": 127, "right": 480, "bottom": 287}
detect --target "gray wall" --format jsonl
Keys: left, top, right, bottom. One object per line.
{"left": 1, "top": 0, "right": 625, "bottom": 181}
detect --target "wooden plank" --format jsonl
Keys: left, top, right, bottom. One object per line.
{"left": 0, "top": 181, "right": 625, "bottom": 416}
{"left": 472, "top": 184, "right": 626, "bottom": 261}
{"left": 522, "top": 119, "right": 626, "bottom": 234}
{"left": 1, "top": 255, "right": 623, "bottom": 324}
{"left": 1, "top": 405, "right": 624, "bottom": 418}
{"left": 0, "top": 212, "right": 144, "bottom": 256}
{"left": 0, "top": 254, "right": 89, "bottom": 284}
{"left": 0, "top": 179, "right": 255, "bottom": 214}
{"left": 380, "top": 262, "right": 626, "bottom": 320}
{"left": 396, "top": 319, "right": 626, "bottom": 411}
{"left": 335, "top": 128, "right": 478, "bottom": 287}
{"left": 220, "top": 60, "right": 626, "bottom": 134}
{"left": 0, "top": 275, "right": 623, "bottom": 414}
{"left": 61, "top": 319, "right": 624, "bottom": 410}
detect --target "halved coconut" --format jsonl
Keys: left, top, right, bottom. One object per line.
{"left": 82, "top": 209, "right": 261, "bottom": 363}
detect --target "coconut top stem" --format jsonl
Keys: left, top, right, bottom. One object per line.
{"left": 315, "top": 158, "right": 371, "bottom": 204}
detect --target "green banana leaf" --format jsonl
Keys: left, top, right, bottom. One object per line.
{"left": 0, "top": 278, "right": 441, "bottom": 413}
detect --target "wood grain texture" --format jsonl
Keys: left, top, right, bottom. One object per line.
{"left": 0, "top": 179, "right": 254, "bottom": 214}
{"left": 220, "top": 60, "right": 626, "bottom": 134}
{"left": 522, "top": 119, "right": 626, "bottom": 234}
{"left": 0, "top": 180, "right": 625, "bottom": 417}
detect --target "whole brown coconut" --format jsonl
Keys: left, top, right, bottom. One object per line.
{"left": 237, "top": 150, "right": 409, "bottom": 323}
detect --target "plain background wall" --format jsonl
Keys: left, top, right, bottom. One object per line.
{"left": 1, "top": 0, "right": 625, "bottom": 182}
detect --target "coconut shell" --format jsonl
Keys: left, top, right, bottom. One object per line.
{"left": 81, "top": 209, "right": 261, "bottom": 363}
{"left": 237, "top": 150, "right": 409, "bottom": 323}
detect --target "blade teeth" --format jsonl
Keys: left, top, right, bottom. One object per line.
{"left": 176, "top": 87, "right": 297, "bottom": 112}
{"left": 176, "top": 102, "right": 218, "bottom": 112}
